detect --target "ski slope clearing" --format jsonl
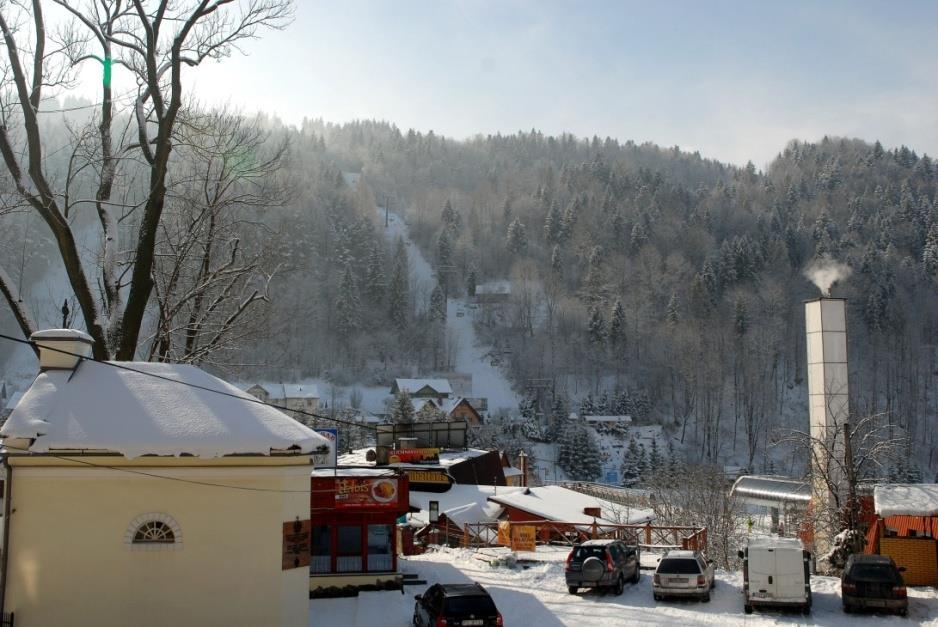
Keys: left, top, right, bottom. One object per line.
{"left": 310, "top": 547, "right": 938, "bottom": 626}
{"left": 379, "top": 208, "right": 521, "bottom": 412}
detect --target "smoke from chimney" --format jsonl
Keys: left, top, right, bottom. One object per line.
{"left": 803, "top": 257, "right": 852, "bottom": 297}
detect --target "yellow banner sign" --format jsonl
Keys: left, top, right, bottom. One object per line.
{"left": 497, "top": 521, "right": 511, "bottom": 546}
{"left": 511, "top": 525, "right": 536, "bottom": 552}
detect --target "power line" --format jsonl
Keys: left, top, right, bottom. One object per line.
{"left": 0, "top": 333, "right": 380, "bottom": 433}
{"left": 0, "top": 442, "right": 400, "bottom": 496}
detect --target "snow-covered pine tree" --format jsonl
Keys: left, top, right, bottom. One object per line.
{"left": 334, "top": 264, "right": 361, "bottom": 343}
{"left": 429, "top": 284, "right": 447, "bottom": 323}
{"left": 364, "top": 242, "right": 386, "bottom": 303}
{"left": 415, "top": 401, "right": 446, "bottom": 423}
{"left": 390, "top": 390, "right": 415, "bottom": 424}
{"left": 388, "top": 238, "right": 409, "bottom": 329}
{"left": 580, "top": 394, "right": 596, "bottom": 416}
{"left": 466, "top": 265, "right": 477, "bottom": 297}
{"left": 506, "top": 218, "right": 528, "bottom": 255}
{"left": 547, "top": 394, "right": 570, "bottom": 441}
{"left": 609, "top": 299, "right": 626, "bottom": 348}
{"left": 636, "top": 443, "right": 648, "bottom": 483}
{"left": 620, "top": 438, "right": 641, "bottom": 486}
{"left": 597, "top": 392, "right": 610, "bottom": 415}
{"left": 577, "top": 426, "right": 602, "bottom": 481}
{"left": 544, "top": 200, "right": 562, "bottom": 245}
{"left": 587, "top": 307, "right": 605, "bottom": 346}
{"left": 519, "top": 396, "right": 543, "bottom": 440}
{"left": 614, "top": 390, "right": 633, "bottom": 416}
{"left": 648, "top": 438, "right": 662, "bottom": 470}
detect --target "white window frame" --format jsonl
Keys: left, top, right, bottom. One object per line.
{"left": 125, "top": 512, "right": 183, "bottom": 552}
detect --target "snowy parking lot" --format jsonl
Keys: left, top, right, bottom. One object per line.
{"left": 310, "top": 547, "right": 938, "bottom": 626}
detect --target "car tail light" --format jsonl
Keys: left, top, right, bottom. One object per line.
{"left": 893, "top": 585, "right": 907, "bottom": 598}
{"left": 606, "top": 553, "right": 616, "bottom": 571}
{"left": 842, "top": 583, "right": 856, "bottom": 594}
{"left": 565, "top": 552, "right": 573, "bottom": 569}
{"left": 435, "top": 617, "right": 447, "bottom": 627}
{"left": 697, "top": 575, "right": 706, "bottom": 586}
{"left": 496, "top": 612, "right": 504, "bottom": 626}
{"left": 654, "top": 574, "right": 660, "bottom": 585}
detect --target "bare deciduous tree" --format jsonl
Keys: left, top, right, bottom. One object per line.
{"left": 146, "top": 108, "right": 287, "bottom": 365}
{"left": 0, "top": 0, "right": 292, "bottom": 360}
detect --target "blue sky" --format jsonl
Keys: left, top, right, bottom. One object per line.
{"left": 130, "top": 2, "right": 938, "bottom": 166}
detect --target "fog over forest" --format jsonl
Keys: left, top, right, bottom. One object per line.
{"left": 2, "top": 101, "right": 936, "bottom": 480}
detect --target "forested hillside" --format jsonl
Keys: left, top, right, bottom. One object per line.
{"left": 3, "top": 112, "right": 936, "bottom": 477}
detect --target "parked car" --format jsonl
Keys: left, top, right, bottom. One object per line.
{"left": 738, "top": 537, "right": 812, "bottom": 615}
{"left": 565, "top": 539, "right": 641, "bottom": 595}
{"left": 413, "top": 583, "right": 503, "bottom": 627}
{"left": 652, "top": 550, "right": 715, "bottom": 602}
{"left": 841, "top": 554, "right": 908, "bottom": 616}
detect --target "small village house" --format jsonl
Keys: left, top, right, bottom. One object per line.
{"left": 390, "top": 378, "right": 453, "bottom": 403}
{"left": 865, "top": 483, "right": 938, "bottom": 586}
{"left": 245, "top": 382, "right": 320, "bottom": 424}
{"left": 0, "top": 329, "right": 329, "bottom": 627}
{"left": 414, "top": 397, "right": 484, "bottom": 427}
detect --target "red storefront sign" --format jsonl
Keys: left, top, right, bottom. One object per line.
{"left": 388, "top": 448, "right": 440, "bottom": 464}
{"left": 334, "top": 477, "right": 400, "bottom": 509}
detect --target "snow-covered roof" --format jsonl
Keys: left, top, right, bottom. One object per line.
{"left": 730, "top": 475, "right": 811, "bottom": 506}
{"left": 31, "top": 328, "right": 93, "bottom": 341}
{"left": 583, "top": 415, "right": 632, "bottom": 423}
{"left": 247, "top": 382, "right": 319, "bottom": 399}
{"left": 1, "top": 360, "right": 329, "bottom": 459}
{"left": 746, "top": 536, "right": 805, "bottom": 550}
{"left": 394, "top": 378, "right": 453, "bottom": 396}
{"left": 311, "top": 467, "right": 395, "bottom": 478}
{"left": 874, "top": 484, "right": 938, "bottom": 517}
{"left": 437, "top": 448, "right": 490, "bottom": 467}
{"left": 503, "top": 467, "right": 523, "bottom": 477}
{"left": 410, "top": 485, "right": 524, "bottom": 528}
{"left": 475, "top": 281, "right": 511, "bottom": 295}
{"left": 487, "top": 485, "right": 655, "bottom": 526}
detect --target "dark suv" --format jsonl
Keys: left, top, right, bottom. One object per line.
{"left": 565, "top": 539, "right": 641, "bottom": 595}
{"left": 413, "top": 583, "right": 503, "bottom": 627}
{"left": 841, "top": 554, "right": 908, "bottom": 616}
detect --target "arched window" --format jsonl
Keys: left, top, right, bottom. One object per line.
{"left": 125, "top": 513, "right": 183, "bottom": 551}
{"left": 133, "top": 520, "right": 175, "bottom": 544}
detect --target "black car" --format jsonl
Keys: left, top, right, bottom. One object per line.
{"left": 564, "top": 539, "right": 641, "bottom": 595}
{"left": 413, "top": 583, "right": 503, "bottom": 627}
{"left": 841, "top": 554, "right": 908, "bottom": 616}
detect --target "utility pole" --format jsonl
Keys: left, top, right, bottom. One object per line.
{"left": 385, "top": 195, "right": 389, "bottom": 227}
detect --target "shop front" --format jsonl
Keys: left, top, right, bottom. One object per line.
{"left": 310, "top": 469, "right": 410, "bottom": 593}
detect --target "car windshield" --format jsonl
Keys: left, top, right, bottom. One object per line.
{"left": 850, "top": 564, "right": 900, "bottom": 582}
{"left": 657, "top": 558, "right": 701, "bottom": 574}
{"left": 444, "top": 595, "right": 497, "bottom": 615}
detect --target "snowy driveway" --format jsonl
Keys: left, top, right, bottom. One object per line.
{"left": 310, "top": 548, "right": 938, "bottom": 626}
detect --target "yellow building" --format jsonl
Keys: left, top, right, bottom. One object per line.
{"left": 0, "top": 329, "right": 328, "bottom": 627}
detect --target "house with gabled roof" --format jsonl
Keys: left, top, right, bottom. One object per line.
{"left": 391, "top": 378, "right": 453, "bottom": 400}
{"left": 0, "top": 329, "right": 329, "bottom": 627}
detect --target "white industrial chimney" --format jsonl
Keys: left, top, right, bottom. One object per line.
{"left": 804, "top": 297, "right": 849, "bottom": 555}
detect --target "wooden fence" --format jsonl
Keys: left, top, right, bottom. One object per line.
{"left": 425, "top": 520, "right": 707, "bottom": 554}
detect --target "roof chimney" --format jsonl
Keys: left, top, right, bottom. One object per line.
{"left": 31, "top": 329, "right": 94, "bottom": 370}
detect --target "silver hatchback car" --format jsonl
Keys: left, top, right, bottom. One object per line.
{"left": 653, "top": 550, "right": 716, "bottom": 602}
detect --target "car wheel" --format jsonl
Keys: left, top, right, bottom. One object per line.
{"left": 653, "top": 593, "right": 662, "bottom": 601}
{"left": 843, "top": 604, "right": 851, "bottom": 614}
{"left": 898, "top": 608, "right": 908, "bottom": 617}
{"left": 801, "top": 604, "right": 810, "bottom": 615}
{"left": 568, "top": 586, "right": 578, "bottom": 595}
{"left": 702, "top": 592, "right": 711, "bottom": 603}
{"left": 631, "top": 569, "right": 640, "bottom": 584}
{"left": 744, "top": 604, "right": 753, "bottom": 615}
{"left": 615, "top": 576, "right": 624, "bottom": 595}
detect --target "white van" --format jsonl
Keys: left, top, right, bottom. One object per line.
{"left": 738, "top": 537, "right": 811, "bottom": 615}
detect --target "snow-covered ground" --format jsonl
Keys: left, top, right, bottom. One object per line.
{"left": 310, "top": 547, "right": 938, "bottom": 626}
{"left": 380, "top": 209, "right": 521, "bottom": 413}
